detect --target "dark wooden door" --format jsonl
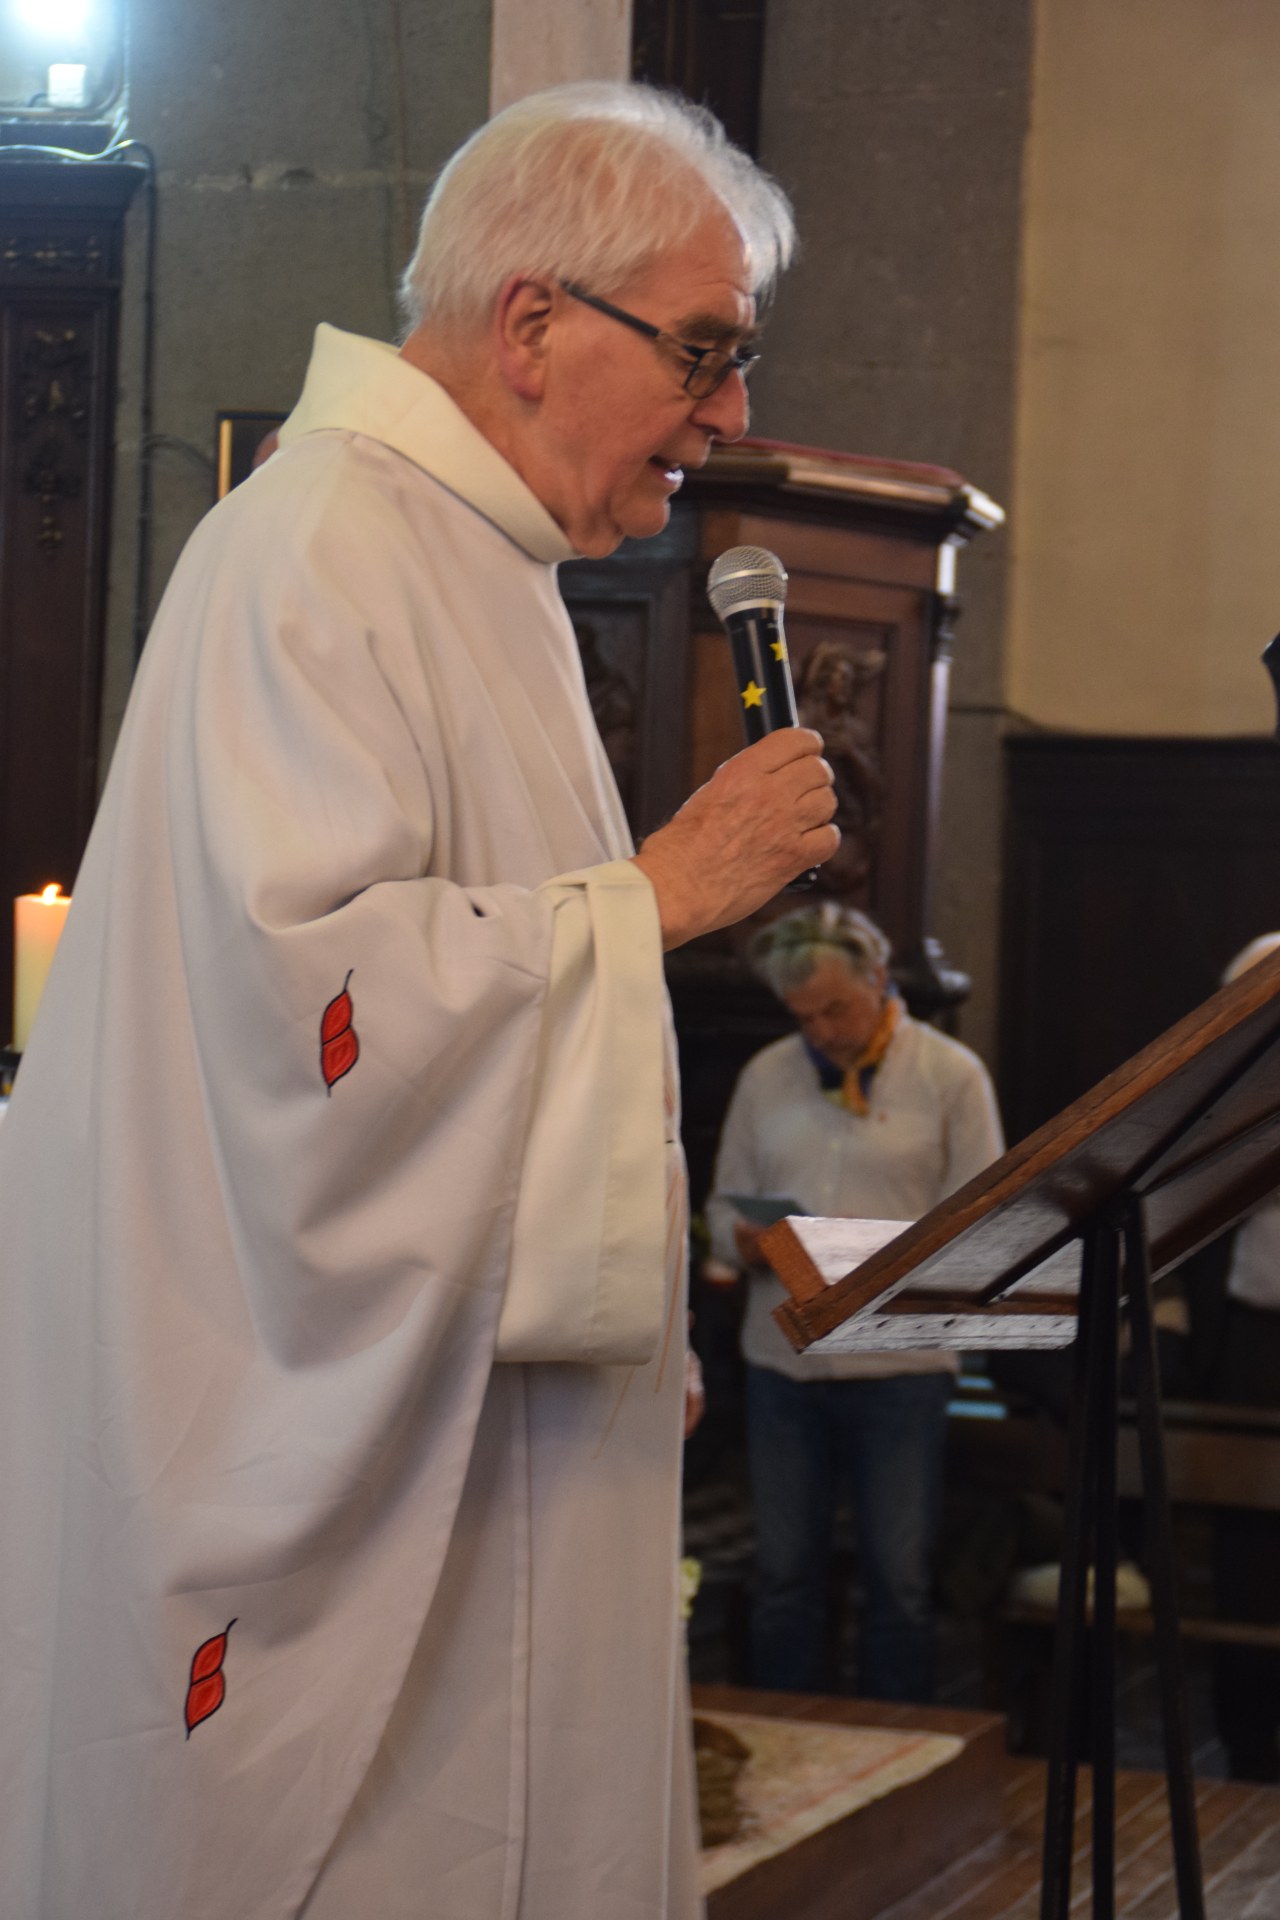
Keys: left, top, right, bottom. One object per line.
{"left": 1001, "top": 734, "right": 1280, "bottom": 1144}
{"left": 0, "top": 159, "right": 140, "bottom": 1040}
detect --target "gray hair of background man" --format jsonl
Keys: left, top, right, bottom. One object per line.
{"left": 748, "top": 903, "right": 893, "bottom": 1001}
{"left": 399, "top": 81, "right": 795, "bottom": 335}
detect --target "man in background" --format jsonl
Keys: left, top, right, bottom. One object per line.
{"left": 709, "top": 905, "right": 1002, "bottom": 1701}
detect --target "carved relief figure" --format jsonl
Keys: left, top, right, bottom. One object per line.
{"left": 574, "top": 617, "right": 639, "bottom": 811}
{"left": 19, "top": 325, "right": 91, "bottom": 559}
{"left": 795, "top": 636, "right": 886, "bottom": 896}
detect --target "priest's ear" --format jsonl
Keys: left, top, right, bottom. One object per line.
{"left": 492, "top": 273, "right": 555, "bottom": 402}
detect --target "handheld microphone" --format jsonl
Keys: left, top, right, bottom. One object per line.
{"left": 707, "top": 545, "right": 797, "bottom": 742}
{"left": 707, "top": 545, "right": 817, "bottom": 888}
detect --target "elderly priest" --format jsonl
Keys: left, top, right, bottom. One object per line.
{"left": 0, "top": 82, "right": 836, "bottom": 1920}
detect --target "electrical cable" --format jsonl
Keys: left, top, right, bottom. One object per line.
{"left": 109, "top": 138, "right": 156, "bottom": 663}
{"left": 144, "top": 433, "right": 213, "bottom": 479}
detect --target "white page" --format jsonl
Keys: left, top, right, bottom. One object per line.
{"left": 783, "top": 1215, "right": 913, "bottom": 1284}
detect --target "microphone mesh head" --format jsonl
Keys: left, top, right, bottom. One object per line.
{"left": 707, "top": 545, "right": 788, "bottom": 621}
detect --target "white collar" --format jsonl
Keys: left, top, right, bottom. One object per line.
{"left": 278, "top": 324, "right": 577, "bottom": 566}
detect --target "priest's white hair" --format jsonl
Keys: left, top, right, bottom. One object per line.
{"left": 399, "top": 81, "right": 795, "bottom": 333}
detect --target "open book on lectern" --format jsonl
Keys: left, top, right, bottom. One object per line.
{"left": 759, "top": 945, "right": 1280, "bottom": 1358}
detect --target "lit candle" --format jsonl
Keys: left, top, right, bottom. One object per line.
{"left": 14, "top": 884, "right": 71, "bottom": 1051}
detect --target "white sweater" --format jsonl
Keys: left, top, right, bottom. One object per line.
{"left": 707, "top": 1019, "right": 1004, "bottom": 1380}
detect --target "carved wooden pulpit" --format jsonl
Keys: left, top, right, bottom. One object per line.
{"left": 559, "top": 436, "right": 1004, "bottom": 1201}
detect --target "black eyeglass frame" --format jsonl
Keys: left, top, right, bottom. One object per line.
{"left": 559, "top": 280, "right": 760, "bottom": 399}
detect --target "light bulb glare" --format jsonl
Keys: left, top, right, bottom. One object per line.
{"left": 13, "top": 0, "right": 92, "bottom": 43}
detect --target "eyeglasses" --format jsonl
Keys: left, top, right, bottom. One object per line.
{"left": 559, "top": 280, "right": 760, "bottom": 399}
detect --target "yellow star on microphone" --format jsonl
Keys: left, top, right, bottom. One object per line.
{"left": 741, "top": 680, "right": 765, "bottom": 709}
{"left": 771, "top": 637, "right": 788, "bottom": 662}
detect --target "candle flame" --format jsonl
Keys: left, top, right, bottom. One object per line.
{"left": 40, "top": 885, "right": 63, "bottom": 903}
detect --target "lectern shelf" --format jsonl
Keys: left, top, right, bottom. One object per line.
{"left": 761, "top": 944, "right": 1280, "bottom": 1358}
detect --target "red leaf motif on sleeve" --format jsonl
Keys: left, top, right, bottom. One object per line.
{"left": 321, "top": 970, "right": 359, "bottom": 1093}
{"left": 185, "top": 1618, "right": 237, "bottom": 1738}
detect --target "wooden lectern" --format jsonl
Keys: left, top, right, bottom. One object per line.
{"left": 761, "top": 946, "right": 1280, "bottom": 1920}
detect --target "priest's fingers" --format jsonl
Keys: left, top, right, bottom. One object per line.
{"left": 719, "top": 729, "right": 836, "bottom": 806}
{"left": 640, "top": 751, "right": 839, "bottom": 939}
{"left": 732, "top": 725, "right": 827, "bottom": 770}
{"left": 631, "top": 734, "right": 839, "bottom": 947}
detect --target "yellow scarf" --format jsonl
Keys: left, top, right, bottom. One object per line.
{"left": 829, "top": 994, "right": 901, "bottom": 1116}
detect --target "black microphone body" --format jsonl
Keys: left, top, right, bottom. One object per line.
{"left": 707, "top": 545, "right": 817, "bottom": 889}
{"left": 722, "top": 604, "right": 799, "bottom": 744}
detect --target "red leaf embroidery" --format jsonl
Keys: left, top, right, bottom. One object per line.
{"left": 186, "top": 1671, "right": 225, "bottom": 1731}
{"left": 321, "top": 970, "right": 359, "bottom": 1092}
{"left": 320, "top": 976, "right": 353, "bottom": 1046}
{"left": 185, "top": 1618, "right": 236, "bottom": 1738}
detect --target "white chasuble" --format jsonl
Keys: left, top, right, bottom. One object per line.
{"left": 0, "top": 328, "right": 699, "bottom": 1920}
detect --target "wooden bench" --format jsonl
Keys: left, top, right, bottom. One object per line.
{"left": 946, "top": 1381, "right": 1280, "bottom": 1743}
{"left": 949, "top": 1382, "right": 1280, "bottom": 1518}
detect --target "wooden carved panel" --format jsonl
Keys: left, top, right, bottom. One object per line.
{"left": 0, "top": 300, "right": 112, "bottom": 1023}
{"left": 0, "top": 226, "right": 108, "bottom": 280}
{"left": 682, "top": 506, "right": 955, "bottom": 1008}
{"left": 790, "top": 619, "right": 889, "bottom": 901}
{"left": 560, "top": 515, "right": 696, "bottom": 842}
{"left": 0, "top": 161, "right": 140, "bottom": 1039}
{"left": 631, "top": 0, "right": 767, "bottom": 157}
{"left": 1002, "top": 737, "right": 1280, "bottom": 1144}
{"left": 569, "top": 608, "right": 645, "bottom": 819}
{"left": 19, "top": 319, "right": 93, "bottom": 559}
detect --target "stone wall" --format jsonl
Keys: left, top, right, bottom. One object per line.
{"left": 101, "top": 0, "right": 492, "bottom": 746}
{"left": 1008, "top": 0, "right": 1280, "bottom": 738}
{"left": 751, "top": 0, "right": 1033, "bottom": 1059}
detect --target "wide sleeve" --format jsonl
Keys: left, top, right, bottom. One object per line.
{"left": 148, "top": 475, "right": 669, "bottom": 1375}
{"left": 497, "top": 858, "right": 667, "bottom": 1363}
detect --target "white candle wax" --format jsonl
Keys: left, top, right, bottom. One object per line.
{"left": 14, "top": 884, "right": 71, "bottom": 1050}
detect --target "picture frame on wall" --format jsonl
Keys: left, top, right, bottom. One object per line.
{"left": 214, "top": 411, "right": 287, "bottom": 499}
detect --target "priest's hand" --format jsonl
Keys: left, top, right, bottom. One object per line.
{"left": 632, "top": 729, "right": 838, "bottom": 950}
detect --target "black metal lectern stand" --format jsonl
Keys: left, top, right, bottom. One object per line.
{"left": 1040, "top": 1198, "right": 1203, "bottom": 1920}
{"left": 763, "top": 947, "right": 1280, "bottom": 1920}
